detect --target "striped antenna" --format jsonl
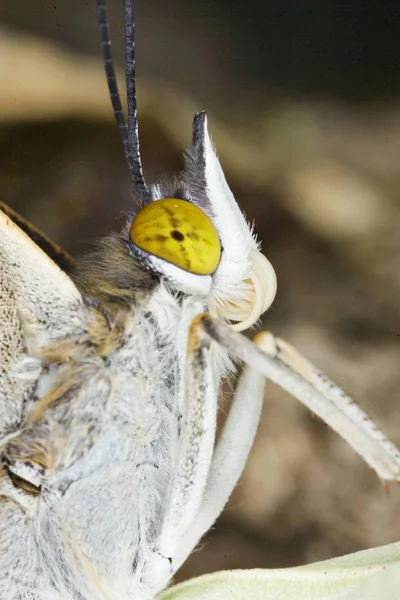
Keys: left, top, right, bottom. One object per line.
{"left": 96, "top": 0, "right": 149, "bottom": 201}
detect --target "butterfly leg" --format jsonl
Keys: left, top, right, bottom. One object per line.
{"left": 143, "top": 317, "right": 271, "bottom": 592}
{"left": 141, "top": 313, "right": 220, "bottom": 592}
{"left": 170, "top": 313, "right": 400, "bottom": 574}
{"left": 170, "top": 329, "right": 270, "bottom": 573}
{"left": 195, "top": 313, "right": 400, "bottom": 483}
{"left": 142, "top": 318, "right": 283, "bottom": 591}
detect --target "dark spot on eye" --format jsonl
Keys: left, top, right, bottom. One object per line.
{"left": 171, "top": 230, "right": 184, "bottom": 242}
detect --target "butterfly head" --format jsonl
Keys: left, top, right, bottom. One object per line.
{"left": 125, "top": 112, "right": 276, "bottom": 331}
{"left": 92, "top": 0, "right": 276, "bottom": 331}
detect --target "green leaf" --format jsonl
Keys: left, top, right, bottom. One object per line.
{"left": 158, "top": 541, "right": 400, "bottom": 600}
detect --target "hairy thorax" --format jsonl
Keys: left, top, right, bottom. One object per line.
{"left": 0, "top": 285, "right": 222, "bottom": 600}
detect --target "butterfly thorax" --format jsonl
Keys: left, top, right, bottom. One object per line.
{"left": 1, "top": 241, "right": 232, "bottom": 599}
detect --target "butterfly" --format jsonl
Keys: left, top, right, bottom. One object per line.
{"left": 1, "top": 1, "right": 400, "bottom": 599}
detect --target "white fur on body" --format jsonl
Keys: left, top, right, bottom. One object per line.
{"left": 0, "top": 282, "right": 232, "bottom": 600}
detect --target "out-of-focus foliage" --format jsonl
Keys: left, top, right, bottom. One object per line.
{"left": 159, "top": 542, "right": 400, "bottom": 599}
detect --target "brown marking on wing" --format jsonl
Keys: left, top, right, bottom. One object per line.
{"left": 0, "top": 202, "right": 76, "bottom": 274}
{"left": 29, "top": 306, "right": 128, "bottom": 427}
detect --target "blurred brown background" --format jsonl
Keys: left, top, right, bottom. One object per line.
{"left": 1, "top": 0, "right": 400, "bottom": 584}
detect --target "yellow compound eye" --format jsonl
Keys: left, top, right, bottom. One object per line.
{"left": 129, "top": 198, "right": 221, "bottom": 275}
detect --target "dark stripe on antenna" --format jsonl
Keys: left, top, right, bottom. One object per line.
{"left": 124, "top": 0, "right": 148, "bottom": 199}
{"left": 96, "top": 0, "right": 150, "bottom": 202}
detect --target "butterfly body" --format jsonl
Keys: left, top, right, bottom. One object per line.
{"left": 0, "top": 168, "right": 239, "bottom": 599}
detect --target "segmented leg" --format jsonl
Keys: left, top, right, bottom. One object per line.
{"left": 199, "top": 314, "right": 400, "bottom": 482}
{"left": 142, "top": 315, "right": 219, "bottom": 591}
{"left": 172, "top": 331, "right": 269, "bottom": 573}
